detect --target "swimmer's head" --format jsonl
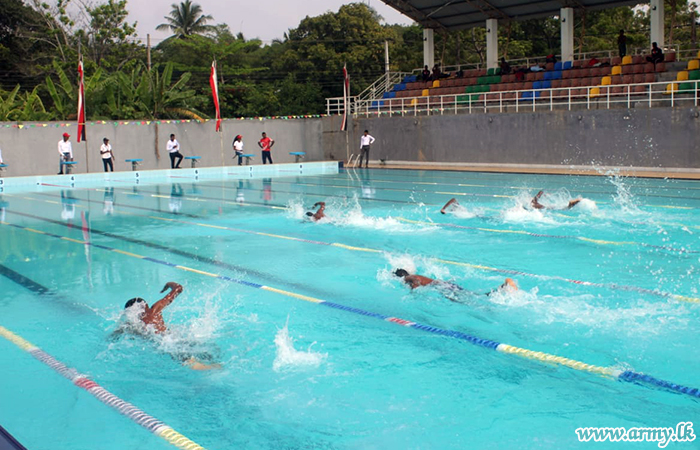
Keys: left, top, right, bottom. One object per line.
{"left": 306, "top": 211, "right": 314, "bottom": 217}
{"left": 124, "top": 297, "right": 146, "bottom": 310}
{"left": 394, "top": 269, "right": 409, "bottom": 278}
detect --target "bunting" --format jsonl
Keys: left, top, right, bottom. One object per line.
{"left": 341, "top": 63, "right": 349, "bottom": 131}
{"left": 77, "top": 57, "right": 86, "bottom": 142}
{"left": 210, "top": 60, "right": 222, "bottom": 132}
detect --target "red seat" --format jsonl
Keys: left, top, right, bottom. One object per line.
{"left": 632, "top": 84, "right": 647, "bottom": 95}
{"left": 526, "top": 72, "right": 536, "bottom": 81}
{"left": 644, "top": 73, "right": 655, "bottom": 83}
{"left": 622, "top": 65, "right": 634, "bottom": 75}
{"left": 665, "top": 53, "right": 676, "bottom": 62}
{"left": 545, "top": 63, "right": 554, "bottom": 71}
{"left": 552, "top": 79, "right": 562, "bottom": 88}
{"left": 633, "top": 74, "right": 645, "bottom": 83}
{"left": 523, "top": 81, "right": 533, "bottom": 90}
{"left": 655, "top": 62, "right": 666, "bottom": 72}
{"left": 580, "top": 77, "right": 593, "bottom": 87}
{"left": 476, "top": 69, "right": 487, "bottom": 76}
{"left": 536, "top": 71, "right": 545, "bottom": 81}
{"left": 611, "top": 86, "right": 625, "bottom": 95}
{"left": 570, "top": 78, "right": 581, "bottom": 87}
{"left": 632, "top": 55, "right": 645, "bottom": 64}
{"left": 560, "top": 79, "right": 572, "bottom": 88}
{"left": 611, "top": 57, "right": 622, "bottom": 66}
{"left": 643, "top": 63, "right": 655, "bottom": 73}
{"left": 503, "top": 91, "right": 516, "bottom": 100}
{"left": 632, "top": 64, "right": 643, "bottom": 74}
{"left": 572, "top": 60, "right": 584, "bottom": 68}
{"left": 539, "top": 90, "right": 551, "bottom": 99}
{"left": 611, "top": 75, "right": 623, "bottom": 85}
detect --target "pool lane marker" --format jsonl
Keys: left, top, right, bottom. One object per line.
{"left": 14, "top": 194, "right": 700, "bottom": 304}
{"left": 2, "top": 220, "right": 699, "bottom": 400}
{"left": 396, "top": 217, "right": 699, "bottom": 255}
{"left": 0, "top": 325, "right": 206, "bottom": 450}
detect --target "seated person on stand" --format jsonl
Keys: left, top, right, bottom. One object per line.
{"left": 499, "top": 58, "right": 512, "bottom": 75}
{"left": 646, "top": 42, "right": 664, "bottom": 65}
{"left": 422, "top": 65, "right": 432, "bottom": 81}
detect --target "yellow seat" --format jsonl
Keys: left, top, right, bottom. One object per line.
{"left": 588, "top": 87, "right": 600, "bottom": 98}
{"left": 621, "top": 55, "right": 633, "bottom": 65}
{"left": 676, "top": 71, "right": 689, "bottom": 81}
{"left": 432, "top": 80, "right": 440, "bottom": 88}
{"left": 611, "top": 65, "right": 622, "bottom": 76}
{"left": 601, "top": 76, "right": 612, "bottom": 86}
{"left": 687, "top": 60, "right": 700, "bottom": 71}
{"left": 697, "top": 50, "right": 700, "bottom": 59}
{"left": 410, "top": 98, "right": 417, "bottom": 106}
{"left": 422, "top": 89, "right": 429, "bottom": 96}
{"left": 665, "top": 83, "right": 678, "bottom": 94}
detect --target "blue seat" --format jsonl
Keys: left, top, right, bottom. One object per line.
{"left": 184, "top": 156, "right": 201, "bottom": 168}
{"left": 533, "top": 81, "right": 542, "bottom": 89}
{"left": 563, "top": 61, "right": 573, "bottom": 70}
{"left": 125, "top": 158, "right": 142, "bottom": 171}
{"left": 393, "top": 84, "right": 406, "bottom": 91}
{"left": 543, "top": 72, "right": 551, "bottom": 81}
{"left": 552, "top": 71, "right": 563, "bottom": 80}
{"left": 541, "top": 80, "right": 552, "bottom": 89}
{"left": 554, "top": 62, "right": 563, "bottom": 71}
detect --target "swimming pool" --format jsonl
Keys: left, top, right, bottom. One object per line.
{"left": 0, "top": 166, "right": 698, "bottom": 449}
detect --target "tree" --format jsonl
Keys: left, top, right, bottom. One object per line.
{"left": 156, "top": 0, "right": 214, "bottom": 39}
{"left": 83, "top": 0, "right": 138, "bottom": 66}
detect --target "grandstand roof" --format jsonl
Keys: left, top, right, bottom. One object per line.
{"left": 378, "top": 0, "right": 643, "bottom": 31}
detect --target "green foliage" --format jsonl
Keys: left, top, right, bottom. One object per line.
{"left": 156, "top": 0, "right": 214, "bottom": 39}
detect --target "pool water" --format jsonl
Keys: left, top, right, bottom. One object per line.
{"left": 0, "top": 168, "right": 698, "bottom": 449}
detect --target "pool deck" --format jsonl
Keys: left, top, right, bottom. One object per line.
{"left": 364, "top": 161, "right": 700, "bottom": 180}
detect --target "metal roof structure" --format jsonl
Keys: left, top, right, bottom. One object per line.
{"left": 378, "top": 0, "right": 644, "bottom": 31}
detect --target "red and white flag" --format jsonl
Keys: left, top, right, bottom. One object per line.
{"left": 210, "top": 60, "right": 221, "bottom": 132}
{"left": 77, "top": 57, "right": 86, "bottom": 142}
{"left": 341, "top": 63, "right": 349, "bottom": 131}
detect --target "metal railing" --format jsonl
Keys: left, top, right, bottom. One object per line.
{"left": 349, "top": 80, "right": 698, "bottom": 117}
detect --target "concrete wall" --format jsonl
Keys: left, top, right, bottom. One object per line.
{"left": 352, "top": 107, "right": 700, "bottom": 168}
{"left": 0, "top": 118, "right": 326, "bottom": 177}
{"left": 3, "top": 107, "right": 699, "bottom": 177}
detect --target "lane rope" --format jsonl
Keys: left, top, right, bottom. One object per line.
{"left": 2, "top": 221, "right": 698, "bottom": 401}
{"left": 0, "top": 325, "right": 206, "bottom": 450}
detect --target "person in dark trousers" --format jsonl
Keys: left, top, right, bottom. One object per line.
{"left": 358, "top": 130, "right": 375, "bottom": 168}
{"left": 166, "top": 134, "right": 183, "bottom": 169}
{"left": 258, "top": 132, "right": 274, "bottom": 164}
{"left": 100, "top": 137, "right": 114, "bottom": 172}
{"left": 647, "top": 42, "right": 664, "bottom": 65}
{"left": 617, "top": 30, "right": 627, "bottom": 58}
{"left": 233, "top": 135, "right": 244, "bottom": 165}
{"left": 57, "top": 132, "right": 73, "bottom": 174}
{"left": 422, "top": 65, "right": 431, "bottom": 81}
{"left": 499, "top": 57, "right": 512, "bottom": 75}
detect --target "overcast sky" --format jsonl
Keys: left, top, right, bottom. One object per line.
{"left": 128, "top": 0, "right": 414, "bottom": 45}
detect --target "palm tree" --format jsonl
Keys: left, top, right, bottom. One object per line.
{"left": 156, "top": 0, "right": 214, "bottom": 38}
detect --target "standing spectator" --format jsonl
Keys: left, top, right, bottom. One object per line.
{"left": 0, "top": 147, "right": 4, "bottom": 164}
{"left": 57, "top": 132, "right": 73, "bottom": 175}
{"left": 647, "top": 42, "right": 664, "bottom": 65}
{"left": 232, "top": 135, "right": 244, "bottom": 166}
{"left": 166, "top": 133, "right": 183, "bottom": 169}
{"left": 358, "top": 129, "right": 375, "bottom": 169}
{"left": 100, "top": 137, "right": 114, "bottom": 172}
{"left": 258, "top": 132, "right": 275, "bottom": 164}
{"left": 617, "top": 30, "right": 627, "bottom": 58}
{"left": 421, "top": 65, "right": 431, "bottom": 82}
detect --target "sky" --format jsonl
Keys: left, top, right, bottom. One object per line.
{"left": 127, "top": 0, "right": 415, "bottom": 45}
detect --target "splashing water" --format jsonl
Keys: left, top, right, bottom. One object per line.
{"left": 606, "top": 171, "right": 643, "bottom": 215}
{"left": 273, "top": 320, "right": 326, "bottom": 372}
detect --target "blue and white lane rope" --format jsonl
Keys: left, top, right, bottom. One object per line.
{"left": 0, "top": 326, "right": 206, "bottom": 450}
{"left": 2, "top": 220, "right": 699, "bottom": 400}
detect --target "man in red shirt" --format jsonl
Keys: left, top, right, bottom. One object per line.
{"left": 258, "top": 132, "right": 275, "bottom": 164}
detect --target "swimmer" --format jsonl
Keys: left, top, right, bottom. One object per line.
{"left": 393, "top": 268, "right": 518, "bottom": 301}
{"left": 305, "top": 201, "right": 326, "bottom": 221}
{"left": 440, "top": 198, "right": 461, "bottom": 214}
{"left": 118, "top": 282, "right": 221, "bottom": 370}
{"left": 531, "top": 190, "right": 582, "bottom": 210}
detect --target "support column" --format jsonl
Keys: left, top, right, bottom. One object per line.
{"left": 650, "top": 0, "right": 664, "bottom": 48}
{"left": 561, "top": 8, "right": 574, "bottom": 63}
{"left": 486, "top": 19, "right": 498, "bottom": 69}
{"left": 423, "top": 28, "right": 435, "bottom": 69}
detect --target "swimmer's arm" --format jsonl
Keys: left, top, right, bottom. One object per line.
{"left": 441, "top": 198, "right": 458, "bottom": 214}
{"left": 314, "top": 202, "right": 325, "bottom": 213}
{"left": 150, "top": 282, "right": 183, "bottom": 315}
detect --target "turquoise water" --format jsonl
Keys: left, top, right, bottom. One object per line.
{"left": 0, "top": 168, "right": 698, "bottom": 449}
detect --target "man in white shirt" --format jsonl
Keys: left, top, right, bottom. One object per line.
{"left": 167, "top": 134, "right": 183, "bottom": 169}
{"left": 57, "top": 132, "right": 73, "bottom": 175}
{"left": 100, "top": 137, "right": 114, "bottom": 172}
{"left": 358, "top": 130, "right": 375, "bottom": 168}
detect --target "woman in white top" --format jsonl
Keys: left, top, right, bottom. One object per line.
{"left": 233, "top": 135, "right": 244, "bottom": 166}
{"left": 100, "top": 137, "right": 114, "bottom": 172}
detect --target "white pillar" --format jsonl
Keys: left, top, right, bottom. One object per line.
{"left": 561, "top": 8, "right": 574, "bottom": 63}
{"left": 423, "top": 28, "right": 434, "bottom": 69}
{"left": 486, "top": 19, "right": 498, "bottom": 69}
{"left": 650, "top": 0, "right": 665, "bottom": 48}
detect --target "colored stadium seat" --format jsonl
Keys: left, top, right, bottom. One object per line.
{"left": 432, "top": 80, "right": 440, "bottom": 88}
{"left": 601, "top": 76, "right": 612, "bottom": 86}
{"left": 554, "top": 62, "right": 563, "bottom": 71}
{"left": 563, "top": 61, "right": 573, "bottom": 70}
{"left": 655, "top": 62, "right": 666, "bottom": 72}
{"left": 622, "top": 55, "right": 633, "bottom": 65}
{"left": 588, "top": 87, "right": 600, "bottom": 98}
{"left": 611, "top": 57, "right": 622, "bottom": 66}
{"left": 688, "top": 60, "right": 700, "bottom": 71}
{"left": 689, "top": 70, "right": 700, "bottom": 81}
{"left": 677, "top": 71, "right": 689, "bottom": 81}
{"left": 665, "top": 83, "right": 678, "bottom": 94}
{"left": 644, "top": 73, "right": 656, "bottom": 83}
{"left": 632, "top": 55, "right": 644, "bottom": 64}
{"left": 665, "top": 53, "right": 676, "bottom": 62}
{"left": 611, "top": 66, "right": 622, "bottom": 76}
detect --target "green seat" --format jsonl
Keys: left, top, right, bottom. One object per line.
{"left": 688, "top": 70, "right": 700, "bottom": 81}
{"left": 471, "top": 94, "right": 481, "bottom": 102}
{"left": 456, "top": 94, "right": 469, "bottom": 102}
{"left": 492, "top": 75, "right": 502, "bottom": 83}
{"left": 477, "top": 76, "right": 488, "bottom": 85}
{"left": 678, "top": 82, "right": 695, "bottom": 92}
{"left": 464, "top": 86, "right": 473, "bottom": 94}
{"left": 487, "top": 68, "right": 496, "bottom": 76}
{"left": 480, "top": 85, "right": 491, "bottom": 93}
